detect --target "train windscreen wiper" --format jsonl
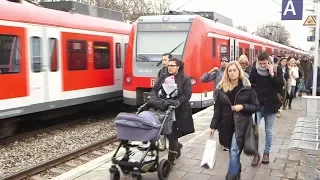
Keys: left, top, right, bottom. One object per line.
{"left": 137, "top": 55, "right": 150, "bottom": 62}
{"left": 156, "top": 41, "right": 185, "bottom": 66}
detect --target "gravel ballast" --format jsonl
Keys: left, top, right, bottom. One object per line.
{"left": 0, "top": 118, "right": 116, "bottom": 178}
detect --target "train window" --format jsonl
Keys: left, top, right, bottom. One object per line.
{"left": 212, "top": 38, "right": 216, "bottom": 58}
{"left": 67, "top": 40, "right": 87, "bottom": 70}
{"left": 239, "top": 48, "right": 243, "bottom": 56}
{"left": 245, "top": 48, "right": 249, "bottom": 57}
{"left": 220, "top": 45, "right": 229, "bottom": 60}
{"left": 31, "top": 37, "right": 42, "bottom": 73}
{"left": 125, "top": 43, "right": 128, "bottom": 56}
{"left": 0, "top": 35, "right": 20, "bottom": 74}
{"left": 94, "top": 41, "right": 110, "bottom": 69}
{"left": 49, "top": 38, "right": 58, "bottom": 72}
{"left": 116, "top": 43, "right": 121, "bottom": 68}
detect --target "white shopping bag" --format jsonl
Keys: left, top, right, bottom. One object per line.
{"left": 200, "top": 139, "right": 216, "bottom": 169}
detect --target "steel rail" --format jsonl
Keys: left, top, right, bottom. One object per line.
{"left": 1, "top": 135, "right": 117, "bottom": 180}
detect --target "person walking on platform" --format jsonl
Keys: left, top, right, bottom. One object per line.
{"left": 287, "top": 58, "right": 299, "bottom": 109}
{"left": 156, "top": 53, "right": 172, "bottom": 151}
{"left": 238, "top": 54, "right": 251, "bottom": 78}
{"left": 150, "top": 58, "right": 195, "bottom": 168}
{"left": 201, "top": 56, "right": 229, "bottom": 151}
{"left": 157, "top": 53, "right": 172, "bottom": 80}
{"left": 249, "top": 52, "right": 284, "bottom": 166}
{"left": 200, "top": 56, "right": 229, "bottom": 93}
{"left": 209, "top": 61, "right": 259, "bottom": 180}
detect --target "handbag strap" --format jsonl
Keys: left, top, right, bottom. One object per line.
{"left": 254, "top": 113, "right": 258, "bottom": 125}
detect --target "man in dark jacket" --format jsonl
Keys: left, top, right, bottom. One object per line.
{"left": 157, "top": 53, "right": 172, "bottom": 80}
{"left": 157, "top": 53, "right": 172, "bottom": 151}
{"left": 249, "top": 52, "right": 284, "bottom": 166}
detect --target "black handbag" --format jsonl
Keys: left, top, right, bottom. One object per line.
{"left": 243, "top": 113, "right": 259, "bottom": 156}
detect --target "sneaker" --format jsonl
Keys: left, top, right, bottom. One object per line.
{"left": 276, "top": 111, "right": 280, "bottom": 118}
{"left": 159, "top": 135, "right": 166, "bottom": 151}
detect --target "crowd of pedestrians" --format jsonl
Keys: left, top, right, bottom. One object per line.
{"left": 150, "top": 52, "right": 314, "bottom": 180}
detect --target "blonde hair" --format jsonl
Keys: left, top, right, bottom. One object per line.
{"left": 238, "top": 54, "right": 249, "bottom": 64}
{"left": 218, "top": 61, "right": 245, "bottom": 92}
{"left": 289, "top": 58, "right": 296, "bottom": 66}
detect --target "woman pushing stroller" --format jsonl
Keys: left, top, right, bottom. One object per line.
{"left": 149, "top": 57, "right": 195, "bottom": 168}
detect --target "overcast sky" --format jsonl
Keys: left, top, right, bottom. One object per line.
{"left": 169, "top": 0, "right": 316, "bottom": 51}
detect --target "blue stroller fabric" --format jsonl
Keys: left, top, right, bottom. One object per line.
{"left": 114, "top": 111, "right": 162, "bottom": 141}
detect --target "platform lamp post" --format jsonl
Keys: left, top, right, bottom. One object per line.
{"left": 311, "top": 0, "right": 320, "bottom": 96}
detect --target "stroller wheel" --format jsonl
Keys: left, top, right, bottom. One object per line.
{"left": 132, "top": 174, "right": 142, "bottom": 180}
{"left": 109, "top": 166, "right": 120, "bottom": 180}
{"left": 157, "top": 159, "right": 171, "bottom": 180}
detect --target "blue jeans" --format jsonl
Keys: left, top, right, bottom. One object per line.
{"left": 228, "top": 133, "right": 242, "bottom": 175}
{"left": 290, "top": 86, "right": 296, "bottom": 97}
{"left": 254, "top": 106, "right": 276, "bottom": 154}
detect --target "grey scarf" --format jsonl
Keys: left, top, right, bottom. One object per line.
{"left": 256, "top": 62, "right": 269, "bottom": 76}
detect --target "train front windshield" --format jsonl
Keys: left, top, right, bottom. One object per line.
{"left": 135, "top": 22, "right": 191, "bottom": 64}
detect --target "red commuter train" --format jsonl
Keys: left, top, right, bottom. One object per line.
{"left": 0, "top": 0, "right": 131, "bottom": 120}
{"left": 123, "top": 15, "right": 307, "bottom": 108}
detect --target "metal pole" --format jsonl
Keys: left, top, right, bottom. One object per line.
{"left": 312, "top": 0, "right": 320, "bottom": 96}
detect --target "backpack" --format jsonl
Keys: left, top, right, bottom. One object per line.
{"left": 273, "top": 64, "right": 285, "bottom": 104}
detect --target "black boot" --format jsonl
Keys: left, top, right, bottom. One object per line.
{"left": 226, "top": 173, "right": 240, "bottom": 180}
{"left": 288, "top": 98, "right": 292, "bottom": 109}
{"left": 168, "top": 150, "right": 178, "bottom": 170}
{"left": 176, "top": 143, "right": 183, "bottom": 159}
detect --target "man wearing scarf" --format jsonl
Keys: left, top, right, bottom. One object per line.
{"left": 249, "top": 52, "right": 284, "bottom": 166}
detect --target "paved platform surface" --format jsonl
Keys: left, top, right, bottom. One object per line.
{"left": 54, "top": 98, "right": 308, "bottom": 180}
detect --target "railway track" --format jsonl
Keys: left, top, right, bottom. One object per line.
{"left": 1, "top": 135, "right": 118, "bottom": 180}
{"left": 0, "top": 118, "right": 88, "bottom": 145}
{"left": 0, "top": 101, "right": 134, "bottom": 145}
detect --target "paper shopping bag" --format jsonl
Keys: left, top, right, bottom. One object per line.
{"left": 200, "top": 139, "right": 216, "bottom": 169}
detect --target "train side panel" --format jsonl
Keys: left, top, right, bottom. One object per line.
{"left": 0, "top": 21, "right": 130, "bottom": 119}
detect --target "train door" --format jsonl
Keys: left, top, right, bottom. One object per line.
{"left": 250, "top": 43, "right": 254, "bottom": 64}
{"left": 28, "top": 25, "right": 46, "bottom": 105}
{"left": 239, "top": 42, "right": 250, "bottom": 60}
{"left": 234, "top": 39, "right": 239, "bottom": 60}
{"left": 229, "top": 38, "right": 235, "bottom": 61}
{"left": 114, "top": 35, "right": 123, "bottom": 91}
{"left": 120, "top": 35, "right": 129, "bottom": 89}
{"left": 43, "top": 27, "right": 61, "bottom": 102}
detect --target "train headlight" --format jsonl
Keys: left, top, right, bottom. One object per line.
{"left": 125, "top": 75, "right": 132, "bottom": 83}
{"left": 190, "top": 77, "right": 197, "bottom": 86}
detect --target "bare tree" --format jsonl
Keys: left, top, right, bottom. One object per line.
{"left": 150, "top": 0, "right": 171, "bottom": 15}
{"left": 255, "top": 22, "right": 290, "bottom": 46}
{"left": 38, "top": 0, "right": 171, "bottom": 22}
{"left": 236, "top": 26, "right": 247, "bottom": 32}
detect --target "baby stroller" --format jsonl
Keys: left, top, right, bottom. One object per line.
{"left": 109, "top": 99, "right": 176, "bottom": 180}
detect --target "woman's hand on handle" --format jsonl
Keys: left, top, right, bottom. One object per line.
{"left": 209, "top": 129, "right": 216, "bottom": 137}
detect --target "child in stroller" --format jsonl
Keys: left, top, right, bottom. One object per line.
{"left": 109, "top": 98, "right": 177, "bottom": 180}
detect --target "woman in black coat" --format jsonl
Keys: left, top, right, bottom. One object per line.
{"left": 150, "top": 57, "right": 195, "bottom": 168}
{"left": 210, "top": 61, "right": 259, "bottom": 180}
